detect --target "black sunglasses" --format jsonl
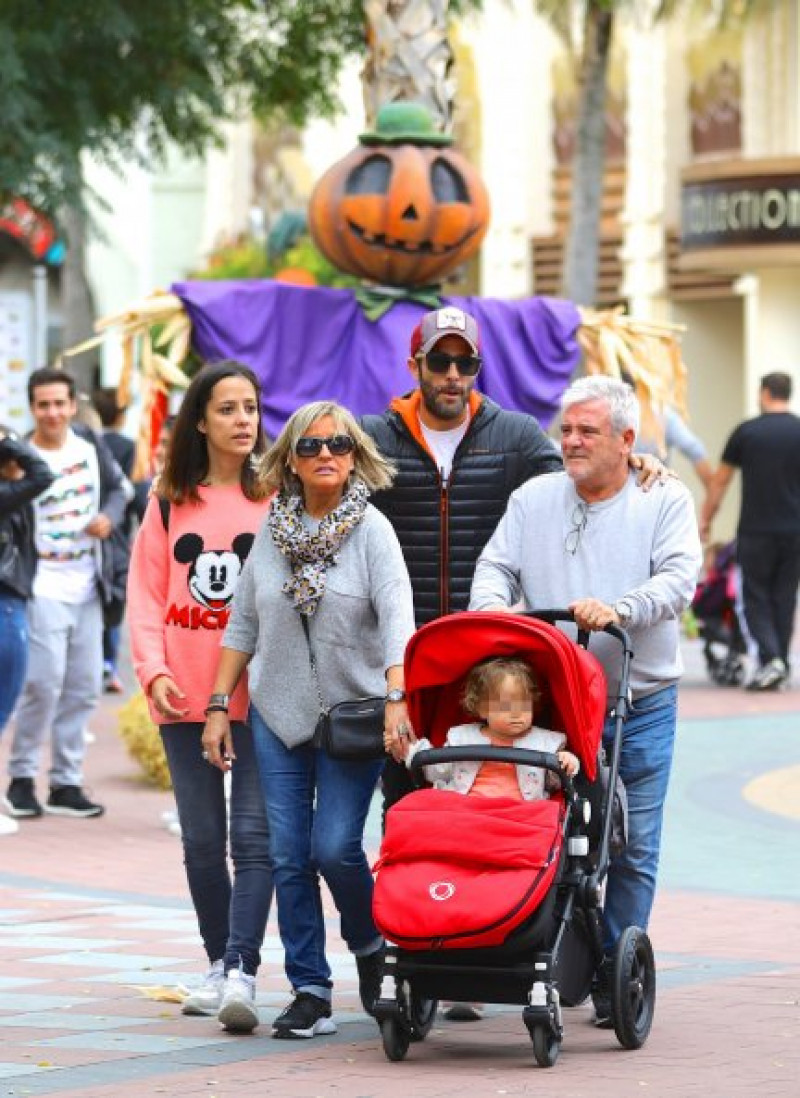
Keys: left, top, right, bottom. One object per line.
{"left": 423, "top": 350, "right": 482, "bottom": 376}
{"left": 295, "top": 433, "right": 355, "bottom": 458}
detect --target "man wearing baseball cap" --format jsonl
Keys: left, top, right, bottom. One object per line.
{"left": 362, "top": 305, "right": 562, "bottom": 632}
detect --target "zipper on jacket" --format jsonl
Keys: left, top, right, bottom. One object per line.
{"left": 439, "top": 469, "right": 449, "bottom": 617}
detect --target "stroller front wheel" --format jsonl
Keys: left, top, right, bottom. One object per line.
{"left": 531, "top": 1024, "right": 560, "bottom": 1068}
{"left": 611, "top": 926, "right": 656, "bottom": 1049}
{"left": 381, "top": 1018, "right": 410, "bottom": 1061}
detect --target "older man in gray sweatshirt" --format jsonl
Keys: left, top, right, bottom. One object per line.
{"left": 470, "top": 375, "right": 701, "bottom": 1026}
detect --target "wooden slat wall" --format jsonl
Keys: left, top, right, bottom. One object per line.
{"left": 531, "top": 164, "right": 736, "bottom": 303}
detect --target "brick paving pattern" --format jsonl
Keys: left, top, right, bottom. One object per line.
{"left": 0, "top": 633, "right": 798, "bottom": 1097}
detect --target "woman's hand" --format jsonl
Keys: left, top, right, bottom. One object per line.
{"left": 202, "top": 711, "right": 235, "bottom": 772}
{"left": 384, "top": 700, "right": 413, "bottom": 763}
{"left": 557, "top": 750, "right": 580, "bottom": 777}
{"left": 149, "top": 675, "right": 189, "bottom": 719}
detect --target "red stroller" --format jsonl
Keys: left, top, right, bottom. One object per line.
{"left": 372, "top": 610, "right": 655, "bottom": 1067}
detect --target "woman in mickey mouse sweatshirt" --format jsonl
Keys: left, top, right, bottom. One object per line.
{"left": 128, "top": 362, "right": 273, "bottom": 1034}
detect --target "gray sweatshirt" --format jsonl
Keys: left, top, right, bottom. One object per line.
{"left": 469, "top": 471, "right": 702, "bottom": 700}
{"left": 223, "top": 504, "right": 415, "bottom": 748}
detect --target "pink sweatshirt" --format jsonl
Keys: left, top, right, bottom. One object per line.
{"left": 127, "top": 485, "right": 271, "bottom": 725}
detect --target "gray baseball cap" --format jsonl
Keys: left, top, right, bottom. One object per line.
{"left": 410, "top": 306, "right": 481, "bottom": 357}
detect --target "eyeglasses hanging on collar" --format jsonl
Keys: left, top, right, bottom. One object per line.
{"left": 564, "top": 501, "right": 588, "bottom": 555}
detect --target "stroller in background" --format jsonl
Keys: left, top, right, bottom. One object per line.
{"left": 372, "top": 610, "right": 655, "bottom": 1068}
{"left": 691, "top": 540, "right": 747, "bottom": 686}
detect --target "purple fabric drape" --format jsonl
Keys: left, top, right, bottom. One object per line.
{"left": 172, "top": 279, "right": 582, "bottom": 438}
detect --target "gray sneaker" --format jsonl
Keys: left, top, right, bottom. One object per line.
{"left": 217, "top": 970, "right": 259, "bottom": 1033}
{"left": 182, "top": 959, "right": 225, "bottom": 1016}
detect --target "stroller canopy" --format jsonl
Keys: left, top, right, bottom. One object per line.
{"left": 404, "top": 612, "right": 607, "bottom": 780}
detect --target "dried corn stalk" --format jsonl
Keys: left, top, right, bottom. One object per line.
{"left": 577, "top": 306, "right": 689, "bottom": 455}
{"left": 63, "top": 292, "right": 193, "bottom": 480}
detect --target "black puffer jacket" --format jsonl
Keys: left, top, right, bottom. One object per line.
{"left": 362, "top": 393, "right": 563, "bottom": 626}
{"left": 0, "top": 435, "right": 55, "bottom": 600}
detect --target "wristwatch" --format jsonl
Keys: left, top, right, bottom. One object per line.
{"left": 614, "top": 600, "right": 633, "bottom": 627}
{"left": 385, "top": 688, "right": 406, "bottom": 704}
{"left": 205, "top": 692, "right": 230, "bottom": 713}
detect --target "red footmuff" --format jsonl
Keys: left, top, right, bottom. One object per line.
{"left": 374, "top": 788, "right": 564, "bottom": 950}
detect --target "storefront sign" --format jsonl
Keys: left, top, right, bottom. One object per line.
{"left": 682, "top": 175, "right": 800, "bottom": 250}
{"left": 0, "top": 198, "right": 64, "bottom": 264}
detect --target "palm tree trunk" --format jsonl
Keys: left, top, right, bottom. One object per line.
{"left": 560, "top": 2, "right": 615, "bottom": 306}
{"left": 362, "top": 0, "right": 454, "bottom": 131}
{"left": 60, "top": 199, "right": 97, "bottom": 392}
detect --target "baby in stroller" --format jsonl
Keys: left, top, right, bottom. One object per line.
{"left": 691, "top": 540, "right": 747, "bottom": 686}
{"left": 403, "top": 656, "right": 579, "bottom": 800}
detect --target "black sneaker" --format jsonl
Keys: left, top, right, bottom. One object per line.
{"left": 4, "top": 778, "right": 43, "bottom": 818}
{"left": 355, "top": 945, "right": 385, "bottom": 1015}
{"left": 46, "top": 786, "right": 105, "bottom": 818}
{"left": 591, "top": 957, "right": 614, "bottom": 1029}
{"left": 272, "top": 992, "right": 336, "bottom": 1039}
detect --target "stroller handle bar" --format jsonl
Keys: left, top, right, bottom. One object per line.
{"left": 410, "top": 746, "right": 576, "bottom": 800}
{"left": 523, "top": 608, "right": 634, "bottom": 661}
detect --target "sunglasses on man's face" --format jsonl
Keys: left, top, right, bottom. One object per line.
{"left": 294, "top": 434, "right": 355, "bottom": 458}
{"left": 423, "top": 350, "right": 483, "bottom": 376}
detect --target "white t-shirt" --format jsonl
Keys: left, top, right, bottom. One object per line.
{"left": 32, "top": 430, "right": 100, "bottom": 604}
{"left": 420, "top": 417, "right": 470, "bottom": 484}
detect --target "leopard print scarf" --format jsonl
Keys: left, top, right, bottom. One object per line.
{"left": 268, "top": 478, "right": 370, "bottom": 617}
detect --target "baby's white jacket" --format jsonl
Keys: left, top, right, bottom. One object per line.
{"left": 405, "top": 723, "right": 576, "bottom": 801}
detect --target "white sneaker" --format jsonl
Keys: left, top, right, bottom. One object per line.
{"left": 218, "top": 969, "right": 259, "bottom": 1033}
{"left": 181, "top": 959, "right": 225, "bottom": 1016}
{"left": 0, "top": 814, "right": 19, "bottom": 836}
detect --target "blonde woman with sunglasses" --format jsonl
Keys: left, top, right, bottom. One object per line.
{"left": 203, "top": 400, "right": 415, "bottom": 1040}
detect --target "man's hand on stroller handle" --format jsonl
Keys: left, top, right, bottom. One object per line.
{"left": 570, "top": 597, "right": 620, "bottom": 631}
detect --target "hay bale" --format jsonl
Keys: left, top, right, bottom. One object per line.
{"left": 117, "top": 691, "right": 172, "bottom": 790}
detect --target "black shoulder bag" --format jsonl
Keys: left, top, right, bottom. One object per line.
{"left": 299, "top": 615, "right": 386, "bottom": 761}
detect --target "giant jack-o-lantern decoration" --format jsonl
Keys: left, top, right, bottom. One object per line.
{"left": 309, "top": 102, "right": 490, "bottom": 288}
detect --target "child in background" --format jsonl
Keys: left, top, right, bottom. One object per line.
{"left": 403, "top": 656, "right": 579, "bottom": 801}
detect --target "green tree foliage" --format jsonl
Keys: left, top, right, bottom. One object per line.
{"left": 0, "top": 0, "right": 367, "bottom": 213}
{"left": 2, "top": 1, "right": 482, "bottom": 216}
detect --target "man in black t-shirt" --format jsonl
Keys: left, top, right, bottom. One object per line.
{"left": 701, "top": 372, "right": 800, "bottom": 690}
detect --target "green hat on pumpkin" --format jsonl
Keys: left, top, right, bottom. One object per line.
{"left": 360, "top": 101, "right": 453, "bottom": 147}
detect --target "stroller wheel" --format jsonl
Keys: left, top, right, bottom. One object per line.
{"left": 409, "top": 994, "right": 437, "bottom": 1041}
{"left": 381, "top": 1018, "right": 410, "bottom": 1062}
{"left": 531, "top": 1024, "right": 560, "bottom": 1068}
{"left": 611, "top": 926, "right": 656, "bottom": 1050}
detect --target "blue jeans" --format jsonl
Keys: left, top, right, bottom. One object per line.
{"left": 250, "top": 706, "right": 384, "bottom": 1000}
{"left": 0, "top": 591, "right": 27, "bottom": 734}
{"left": 161, "top": 722, "right": 273, "bottom": 975}
{"left": 601, "top": 685, "right": 677, "bottom": 955}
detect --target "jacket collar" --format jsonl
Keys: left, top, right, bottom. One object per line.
{"left": 389, "top": 389, "right": 485, "bottom": 457}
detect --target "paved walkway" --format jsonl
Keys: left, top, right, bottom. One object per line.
{"left": 0, "top": 633, "right": 798, "bottom": 1097}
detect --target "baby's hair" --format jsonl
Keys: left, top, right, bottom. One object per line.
{"left": 462, "top": 656, "right": 541, "bottom": 716}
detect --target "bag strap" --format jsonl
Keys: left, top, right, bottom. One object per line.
{"left": 299, "top": 614, "right": 327, "bottom": 715}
